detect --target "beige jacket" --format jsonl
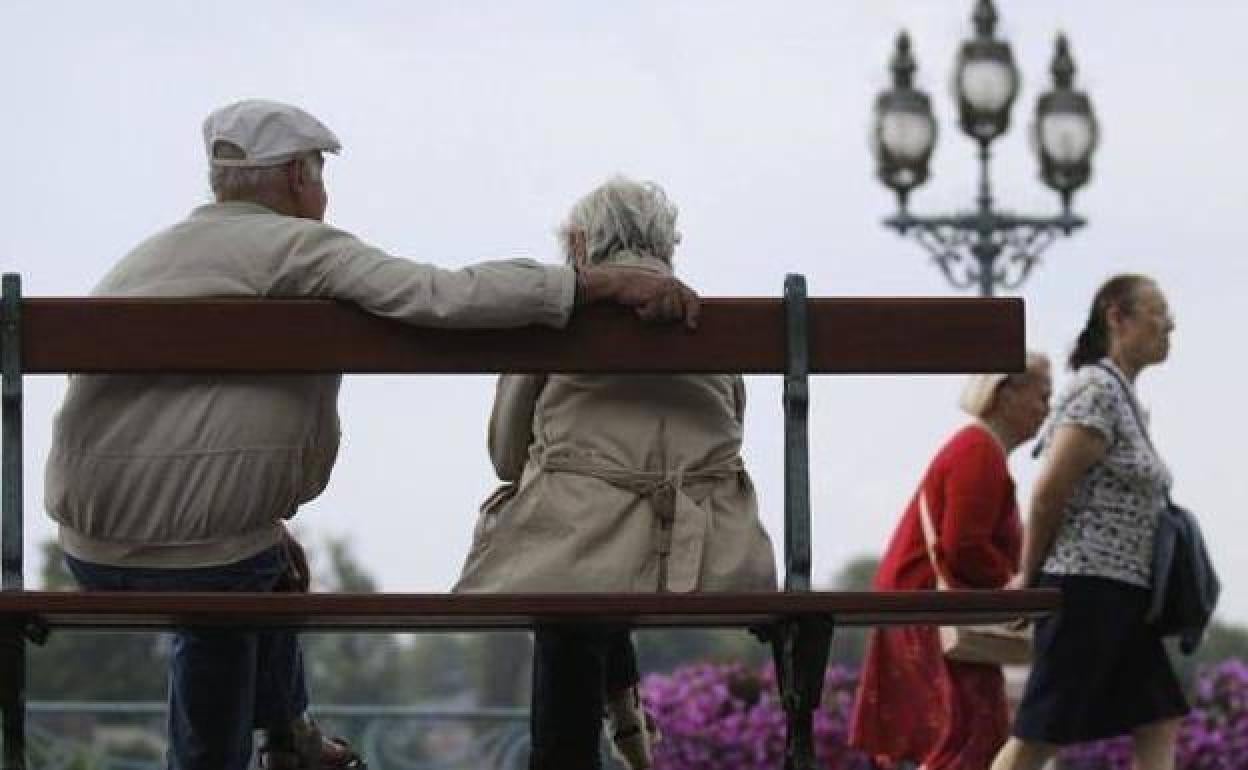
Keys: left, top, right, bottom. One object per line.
{"left": 455, "top": 263, "right": 776, "bottom": 594}
{"left": 47, "top": 201, "right": 574, "bottom": 568}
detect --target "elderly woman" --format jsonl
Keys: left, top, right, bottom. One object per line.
{"left": 455, "top": 175, "right": 776, "bottom": 770}
{"left": 991, "top": 275, "right": 1186, "bottom": 770}
{"left": 849, "top": 353, "right": 1052, "bottom": 770}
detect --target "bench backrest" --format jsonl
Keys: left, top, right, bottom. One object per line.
{"left": 0, "top": 272, "right": 1024, "bottom": 594}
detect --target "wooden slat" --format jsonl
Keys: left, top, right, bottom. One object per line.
{"left": 0, "top": 590, "right": 1058, "bottom": 631}
{"left": 19, "top": 297, "right": 1023, "bottom": 374}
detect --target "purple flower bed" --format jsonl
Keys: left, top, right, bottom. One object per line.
{"left": 640, "top": 661, "right": 873, "bottom": 770}
{"left": 641, "top": 659, "right": 1248, "bottom": 770}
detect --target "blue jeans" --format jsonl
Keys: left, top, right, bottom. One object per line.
{"left": 66, "top": 546, "right": 309, "bottom": 770}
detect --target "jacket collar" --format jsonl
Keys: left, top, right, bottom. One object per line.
{"left": 189, "top": 200, "right": 283, "bottom": 219}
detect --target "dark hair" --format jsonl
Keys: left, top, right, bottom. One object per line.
{"left": 1068, "top": 273, "right": 1152, "bottom": 371}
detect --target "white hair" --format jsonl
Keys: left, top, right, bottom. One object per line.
{"left": 959, "top": 351, "right": 1051, "bottom": 418}
{"left": 208, "top": 141, "right": 322, "bottom": 201}
{"left": 558, "top": 175, "right": 681, "bottom": 266}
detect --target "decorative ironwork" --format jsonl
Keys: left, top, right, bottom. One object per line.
{"left": 872, "top": 1, "right": 1098, "bottom": 296}
{"left": 885, "top": 202, "right": 1083, "bottom": 297}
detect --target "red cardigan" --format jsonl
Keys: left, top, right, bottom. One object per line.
{"left": 850, "top": 424, "right": 1023, "bottom": 768}
{"left": 875, "top": 423, "right": 1021, "bottom": 591}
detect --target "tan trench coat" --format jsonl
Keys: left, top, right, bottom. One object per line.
{"left": 454, "top": 365, "right": 778, "bottom": 594}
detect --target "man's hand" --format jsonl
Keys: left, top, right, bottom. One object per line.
{"left": 276, "top": 526, "right": 311, "bottom": 593}
{"left": 578, "top": 265, "right": 700, "bottom": 329}
{"left": 1004, "top": 572, "right": 1028, "bottom": 591}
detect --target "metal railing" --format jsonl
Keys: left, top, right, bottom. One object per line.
{"left": 24, "top": 702, "right": 548, "bottom": 770}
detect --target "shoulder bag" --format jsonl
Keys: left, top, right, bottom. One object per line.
{"left": 917, "top": 490, "right": 1032, "bottom": 665}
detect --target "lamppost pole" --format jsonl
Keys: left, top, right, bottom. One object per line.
{"left": 871, "top": 0, "right": 1099, "bottom": 296}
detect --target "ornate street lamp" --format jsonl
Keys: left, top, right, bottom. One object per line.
{"left": 872, "top": 32, "right": 936, "bottom": 204}
{"left": 1034, "top": 35, "right": 1099, "bottom": 207}
{"left": 872, "top": 0, "right": 1098, "bottom": 296}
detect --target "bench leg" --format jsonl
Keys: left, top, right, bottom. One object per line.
{"left": 1, "top": 275, "right": 26, "bottom": 769}
{"left": 770, "top": 616, "right": 834, "bottom": 770}
{"left": 0, "top": 624, "right": 24, "bottom": 770}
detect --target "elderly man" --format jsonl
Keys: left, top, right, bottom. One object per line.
{"left": 44, "top": 100, "right": 698, "bottom": 770}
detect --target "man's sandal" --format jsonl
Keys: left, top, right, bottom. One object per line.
{"left": 259, "top": 739, "right": 366, "bottom": 770}
{"left": 258, "top": 718, "right": 367, "bottom": 770}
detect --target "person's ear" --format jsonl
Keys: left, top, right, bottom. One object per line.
{"left": 1105, "top": 302, "right": 1127, "bottom": 333}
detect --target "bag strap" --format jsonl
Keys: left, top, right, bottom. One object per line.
{"left": 1095, "top": 362, "right": 1172, "bottom": 500}
{"left": 917, "top": 490, "right": 951, "bottom": 590}
{"left": 1094, "top": 362, "right": 1154, "bottom": 451}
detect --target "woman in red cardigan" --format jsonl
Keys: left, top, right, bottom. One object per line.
{"left": 850, "top": 353, "right": 1051, "bottom": 770}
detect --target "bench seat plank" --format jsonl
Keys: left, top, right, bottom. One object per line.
{"left": 0, "top": 589, "right": 1057, "bottom": 631}
{"left": 18, "top": 297, "right": 1023, "bottom": 374}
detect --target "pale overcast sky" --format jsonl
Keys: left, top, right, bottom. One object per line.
{"left": 2, "top": 1, "right": 1245, "bottom": 622}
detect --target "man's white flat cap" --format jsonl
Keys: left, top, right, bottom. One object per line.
{"left": 203, "top": 99, "right": 341, "bottom": 167}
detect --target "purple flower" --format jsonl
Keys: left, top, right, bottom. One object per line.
{"left": 642, "top": 657, "right": 1248, "bottom": 769}
{"left": 641, "top": 661, "right": 873, "bottom": 769}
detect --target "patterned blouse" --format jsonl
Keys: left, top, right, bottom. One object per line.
{"left": 1038, "top": 358, "right": 1171, "bottom": 588}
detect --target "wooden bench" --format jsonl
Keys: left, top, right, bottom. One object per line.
{"left": 0, "top": 272, "right": 1058, "bottom": 770}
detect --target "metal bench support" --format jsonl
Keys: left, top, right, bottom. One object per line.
{"left": 772, "top": 616, "right": 835, "bottom": 770}
{"left": 774, "top": 273, "right": 833, "bottom": 769}
{"left": 783, "top": 273, "right": 812, "bottom": 593}
{"left": 1, "top": 273, "right": 26, "bottom": 770}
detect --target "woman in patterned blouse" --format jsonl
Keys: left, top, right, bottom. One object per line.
{"left": 992, "top": 274, "right": 1187, "bottom": 770}
{"left": 849, "top": 353, "right": 1051, "bottom": 770}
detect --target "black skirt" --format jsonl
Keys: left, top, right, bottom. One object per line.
{"left": 1013, "top": 573, "right": 1190, "bottom": 744}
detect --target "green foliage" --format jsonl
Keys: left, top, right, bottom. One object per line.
{"left": 299, "top": 535, "right": 404, "bottom": 703}
{"left": 26, "top": 535, "right": 499, "bottom": 707}
{"left": 315, "top": 537, "right": 379, "bottom": 593}
{"left": 635, "top": 629, "right": 769, "bottom": 674}
{"left": 1166, "top": 618, "right": 1248, "bottom": 694}
{"left": 472, "top": 632, "right": 532, "bottom": 707}
{"left": 1193, "top": 618, "right": 1248, "bottom": 666}
{"left": 396, "top": 633, "right": 478, "bottom": 699}
{"left": 830, "top": 555, "right": 880, "bottom": 592}
{"left": 30, "top": 535, "right": 414, "bottom": 704}
{"left": 29, "top": 542, "right": 168, "bottom": 700}
{"left": 824, "top": 554, "right": 880, "bottom": 666}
